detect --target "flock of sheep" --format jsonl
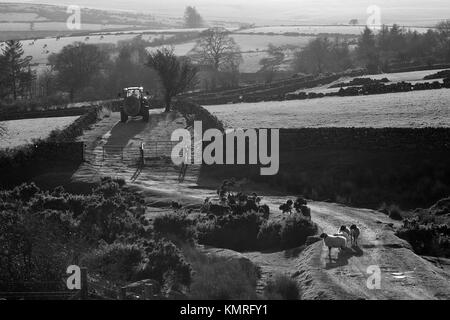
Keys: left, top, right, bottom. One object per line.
{"left": 200, "top": 179, "right": 362, "bottom": 261}
{"left": 279, "top": 198, "right": 362, "bottom": 261}
{"left": 320, "top": 225, "right": 361, "bottom": 259}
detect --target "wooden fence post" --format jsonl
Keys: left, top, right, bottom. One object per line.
{"left": 80, "top": 267, "right": 88, "bottom": 300}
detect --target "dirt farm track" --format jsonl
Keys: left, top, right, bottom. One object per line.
{"left": 69, "top": 109, "right": 450, "bottom": 300}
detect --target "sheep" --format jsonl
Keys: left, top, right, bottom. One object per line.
{"left": 333, "top": 225, "right": 351, "bottom": 247}
{"left": 350, "top": 225, "right": 361, "bottom": 246}
{"left": 338, "top": 225, "right": 351, "bottom": 239}
{"left": 339, "top": 225, "right": 350, "bottom": 235}
{"left": 320, "top": 233, "right": 347, "bottom": 258}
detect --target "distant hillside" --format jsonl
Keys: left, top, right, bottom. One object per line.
{"left": 0, "top": 2, "right": 180, "bottom": 40}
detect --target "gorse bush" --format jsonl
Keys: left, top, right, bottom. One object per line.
{"left": 396, "top": 219, "right": 450, "bottom": 258}
{"left": 198, "top": 210, "right": 318, "bottom": 251}
{"left": 263, "top": 274, "right": 300, "bottom": 300}
{"left": 0, "top": 179, "right": 193, "bottom": 293}
{"left": 197, "top": 183, "right": 318, "bottom": 251}
{"left": 256, "top": 214, "right": 318, "bottom": 250}
{"left": 201, "top": 181, "right": 270, "bottom": 216}
{"left": 81, "top": 242, "right": 143, "bottom": 282}
{"left": 136, "top": 240, "right": 192, "bottom": 287}
{"left": 197, "top": 212, "right": 264, "bottom": 251}
{"left": 280, "top": 214, "right": 318, "bottom": 249}
{"left": 82, "top": 240, "right": 192, "bottom": 286}
{"left": 10, "top": 182, "right": 40, "bottom": 201}
{"left": 379, "top": 203, "right": 404, "bottom": 220}
{"left": 0, "top": 206, "right": 81, "bottom": 292}
{"left": 183, "top": 245, "right": 259, "bottom": 300}
{"left": 257, "top": 220, "right": 282, "bottom": 250}
{"left": 153, "top": 212, "right": 196, "bottom": 243}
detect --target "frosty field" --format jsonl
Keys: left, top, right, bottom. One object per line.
{"left": 2, "top": 33, "right": 172, "bottom": 65}
{"left": 148, "top": 34, "right": 312, "bottom": 72}
{"left": 236, "top": 25, "right": 429, "bottom": 35}
{"left": 0, "top": 116, "right": 79, "bottom": 149}
{"left": 205, "top": 89, "right": 450, "bottom": 128}
{"left": 291, "top": 69, "right": 449, "bottom": 95}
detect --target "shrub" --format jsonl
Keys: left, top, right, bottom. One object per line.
{"left": 81, "top": 242, "right": 143, "bottom": 282}
{"left": 257, "top": 220, "right": 282, "bottom": 250}
{"left": 389, "top": 208, "right": 403, "bottom": 221}
{"left": 78, "top": 196, "right": 147, "bottom": 244}
{"left": 263, "top": 274, "right": 300, "bottom": 300}
{"left": 380, "top": 204, "right": 404, "bottom": 221}
{"left": 183, "top": 246, "right": 259, "bottom": 300}
{"left": 0, "top": 180, "right": 162, "bottom": 292}
{"left": 153, "top": 212, "right": 196, "bottom": 243}
{"left": 396, "top": 221, "right": 450, "bottom": 258}
{"left": 0, "top": 207, "right": 79, "bottom": 292}
{"left": 82, "top": 239, "right": 192, "bottom": 287}
{"left": 197, "top": 212, "right": 263, "bottom": 251}
{"left": 93, "top": 177, "right": 121, "bottom": 198}
{"left": 137, "top": 240, "right": 192, "bottom": 286}
{"left": 11, "top": 182, "right": 40, "bottom": 201}
{"left": 280, "top": 214, "right": 318, "bottom": 249}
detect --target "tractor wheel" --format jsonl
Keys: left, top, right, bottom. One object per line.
{"left": 120, "top": 110, "right": 128, "bottom": 123}
{"left": 142, "top": 108, "right": 150, "bottom": 122}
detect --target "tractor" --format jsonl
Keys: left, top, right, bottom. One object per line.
{"left": 119, "top": 87, "right": 151, "bottom": 123}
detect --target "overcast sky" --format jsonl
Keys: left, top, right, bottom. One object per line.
{"left": 3, "top": 0, "right": 450, "bottom": 25}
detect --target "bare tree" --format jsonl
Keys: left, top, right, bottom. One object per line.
{"left": 436, "top": 20, "right": 450, "bottom": 38}
{"left": 192, "top": 27, "right": 242, "bottom": 72}
{"left": 436, "top": 20, "right": 450, "bottom": 59}
{"left": 37, "top": 68, "right": 56, "bottom": 98}
{"left": 259, "top": 44, "right": 285, "bottom": 83}
{"left": 146, "top": 47, "right": 197, "bottom": 112}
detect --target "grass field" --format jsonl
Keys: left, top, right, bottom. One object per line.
{"left": 0, "top": 22, "right": 137, "bottom": 32}
{"left": 147, "top": 33, "right": 312, "bottom": 72}
{"left": 205, "top": 89, "right": 450, "bottom": 128}
{"left": 2, "top": 33, "right": 172, "bottom": 65}
{"left": 0, "top": 116, "right": 79, "bottom": 149}
{"left": 236, "top": 25, "right": 429, "bottom": 35}
{"left": 291, "top": 69, "right": 449, "bottom": 94}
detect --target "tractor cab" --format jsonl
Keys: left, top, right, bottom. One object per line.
{"left": 119, "top": 87, "right": 150, "bottom": 123}
{"left": 125, "top": 87, "right": 143, "bottom": 98}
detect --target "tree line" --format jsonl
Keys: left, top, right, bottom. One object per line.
{"left": 0, "top": 27, "right": 242, "bottom": 111}
{"left": 0, "top": 40, "right": 34, "bottom": 101}
{"left": 291, "top": 21, "right": 450, "bottom": 75}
